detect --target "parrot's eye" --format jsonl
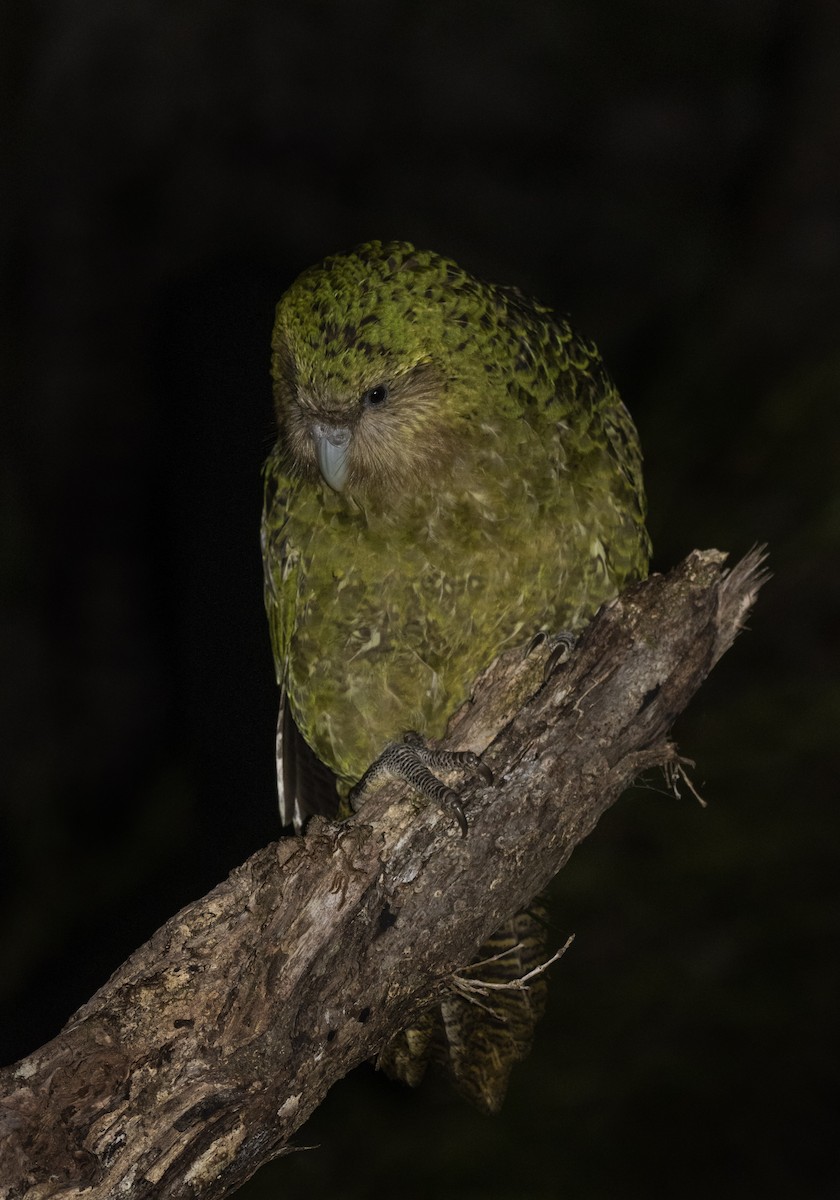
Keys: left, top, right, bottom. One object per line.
{"left": 362, "top": 384, "right": 389, "bottom": 408}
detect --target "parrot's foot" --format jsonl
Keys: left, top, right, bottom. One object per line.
{"left": 348, "top": 731, "right": 493, "bottom": 838}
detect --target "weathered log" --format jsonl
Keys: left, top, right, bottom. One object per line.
{"left": 0, "top": 549, "right": 766, "bottom": 1200}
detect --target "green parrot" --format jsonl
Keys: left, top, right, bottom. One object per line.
{"left": 261, "top": 240, "right": 650, "bottom": 1111}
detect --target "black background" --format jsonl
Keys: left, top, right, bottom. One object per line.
{"left": 2, "top": 2, "right": 839, "bottom": 1196}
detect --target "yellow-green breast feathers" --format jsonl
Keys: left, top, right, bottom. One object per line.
{"left": 262, "top": 240, "right": 650, "bottom": 793}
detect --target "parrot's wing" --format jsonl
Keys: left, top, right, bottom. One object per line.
{"left": 262, "top": 463, "right": 341, "bottom": 830}
{"left": 602, "top": 397, "right": 648, "bottom": 512}
{"left": 260, "top": 465, "right": 295, "bottom": 686}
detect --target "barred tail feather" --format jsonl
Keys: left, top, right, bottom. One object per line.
{"left": 378, "top": 902, "right": 550, "bottom": 1114}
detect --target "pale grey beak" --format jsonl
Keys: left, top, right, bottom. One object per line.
{"left": 312, "top": 423, "right": 351, "bottom": 492}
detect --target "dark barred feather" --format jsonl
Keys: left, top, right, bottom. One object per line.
{"left": 378, "top": 903, "right": 550, "bottom": 1113}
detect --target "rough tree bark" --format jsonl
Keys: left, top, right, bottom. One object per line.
{"left": 0, "top": 549, "right": 766, "bottom": 1200}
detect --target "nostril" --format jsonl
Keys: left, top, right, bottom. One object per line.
{"left": 313, "top": 423, "right": 351, "bottom": 448}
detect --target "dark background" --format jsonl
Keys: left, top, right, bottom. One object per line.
{"left": 2, "top": 2, "right": 839, "bottom": 1197}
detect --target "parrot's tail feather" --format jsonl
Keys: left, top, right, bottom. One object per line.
{"left": 378, "top": 902, "right": 551, "bottom": 1113}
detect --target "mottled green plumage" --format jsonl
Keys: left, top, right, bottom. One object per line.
{"left": 261, "top": 240, "right": 650, "bottom": 1107}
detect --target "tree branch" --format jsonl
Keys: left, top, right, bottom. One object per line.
{"left": 0, "top": 549, "right": 767, "bottom": 1200}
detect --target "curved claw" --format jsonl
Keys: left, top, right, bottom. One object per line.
{"left": 457, "top": 749, "right": 493, "bottom": 786}
{"left": 525, "top": 630, "right": 548, "bottom": 657}
{"left": 444, "top": 790, "right": 468, "bottom": 838}
{"left": 544, "top": 632, "right": 577, "bottom": 679}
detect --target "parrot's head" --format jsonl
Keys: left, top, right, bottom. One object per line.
{"left": 271, "top": 241, "right": 488, "bottom": 499}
